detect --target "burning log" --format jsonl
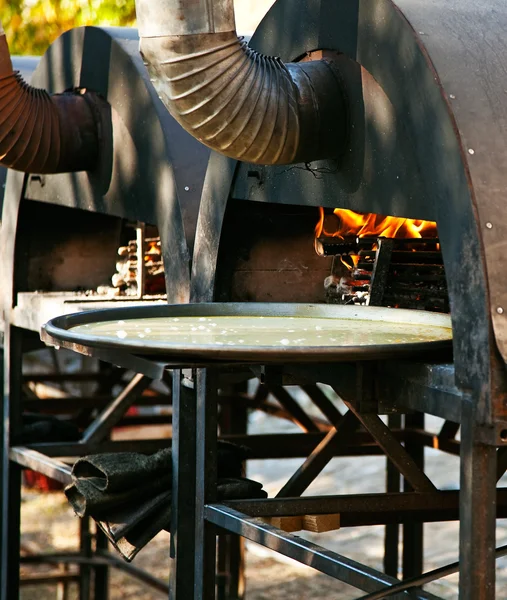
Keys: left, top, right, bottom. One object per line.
{"left": 319, "top": 235, "right": 447, "bottom": 310}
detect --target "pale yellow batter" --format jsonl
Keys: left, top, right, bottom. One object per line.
{"left": 71, "top": 316, "right": 452, "bottom": 348}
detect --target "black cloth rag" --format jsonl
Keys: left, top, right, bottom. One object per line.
{"left": 99, "top": 477, "right": 267, "bottom": 562}
{"left": 65, "top": 442, "right": 265, "bottom": 561}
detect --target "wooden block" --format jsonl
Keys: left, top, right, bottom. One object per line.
{"left": 262, "top": 516, "right": 303, "bottom": 532}
{"left": 302, "top": 513, "right": 341, "bottom": 533}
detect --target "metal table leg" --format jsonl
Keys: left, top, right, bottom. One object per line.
{"left": 169, "top": 369, "right": 198, "bottom": 599}
{"left": 79, "top": 517, "right": 92, "bottom": 600}
{"left": 459, "top": 400, "right": 497, "bottom": 600}
{"left": 1, "top": 325, "right": 23, "bottom": 600}
{"left": 195, "top": 368, "right": 218, "bottom": 600}
{"left": 94, "top": 528, "right": 109, "bottom": 600}
{"left": 403, "top": 413, "right": 425, "bottom": 579}
{"left": 218, "top": 385, "right": 248, "bottom": 600}
{"left": 384, "top": 414, "right": 401, "bottom": 577}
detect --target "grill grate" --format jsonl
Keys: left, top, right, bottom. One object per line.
{"left": 320, "top": 236, "right": 449, "bottom": 312}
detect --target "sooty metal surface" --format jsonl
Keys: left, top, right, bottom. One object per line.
{"left": 190, "top": 0, "right": 507, "bottom": 424}
{"left": 0, "top": 26, "right": 210, "bottom": 313}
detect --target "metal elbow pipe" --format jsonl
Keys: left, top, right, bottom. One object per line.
{"left": 0, "top": 27, "right": 100, "bottom": 173}
{"left": 136, "top": 0, "right": 348, "bottom": 165}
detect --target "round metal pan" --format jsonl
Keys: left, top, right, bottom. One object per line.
{"left": 41, "top": 303, "right": 453, "bottom": 364}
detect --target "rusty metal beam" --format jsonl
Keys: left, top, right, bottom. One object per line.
{"left": 276, "top": 411, "right": 360, "bottom": 498}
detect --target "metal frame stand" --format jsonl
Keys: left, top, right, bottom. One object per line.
{"left": 0, "top": 323, "right": 173, "bottom": 598}
{"left": 165, "top": 362, "right": 505, "bottom": 600}
{"left": 2, "top": 326, "right": 505, "bottom": 599}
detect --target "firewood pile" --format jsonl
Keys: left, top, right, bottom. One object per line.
{"left": 111, "top": 235, "right": 165, "bottom": 296}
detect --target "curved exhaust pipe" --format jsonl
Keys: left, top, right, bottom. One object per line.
{"left": 0, "top": 25, "right": 100, "bottom": 173}
{"left": 136, "top": 0, "right": 348, "bottom": 165}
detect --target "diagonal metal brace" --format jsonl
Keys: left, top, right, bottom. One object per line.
{"left": 342, "top": 400, "right": 436, "bottom": 493}
{"left": 81, "top": 373, "right": 152, "bottom": 444}
{"left": 355, "top": 543, "right": 507, "bottom": 600}
{"left": 301, "top": 384, "right": 343, "bottom": 425}
{"left": 276, "top": 410, "right": 360, "bottom": 498}
{"left": 269, "top": 386, "right": 320, "bottom": 432}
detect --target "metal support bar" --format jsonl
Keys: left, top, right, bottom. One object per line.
{"left": 276, "top": 410, "right": 360, "bottom": 498}
{"left": 341, "top": 401, "right": 436, "bottom": 493}
{"left": 218, "top": 383, "right": 248, "bottom": 600}
{"left": 2, "top": 325, "right": 23, "bottom": 600}
{"left": 20, "top": 551, "right": 169, "bottom": 593}
{"left": 94, "top": 529, "right": 109, "bottom": 600}
{"left": 81, "top": 373, "right": 152, "bottom": 444}
{"left": 459, "top": 401, "right": 497, "bottom": 600}
{"left": 79, "top": 518, "right": 92, "bottom": 600}
{"left": 9, "top": 447, "right": 72, "bottom": 484}
{"left": 169, "top": 370, "right": 197, "bottom": 599}
{"left": 195, "top": 368, "right": 219, "bottom": 600}
{"left": 269, "top": 386, "right": 320, "bottom": 432}
{"left": 250, "top": 383, "right": 270, "bottom": 406}
{"left": 301, "top": 384, "right": 343, "bottom": 425}
{"left": 222, "top": 489, "right": 507, "bottom": 525}
{"left": 356, "top": 544, "right": 507, "bottom": 600}
{"left": 384, "top": 414, "right": 402, "bottom": 577}
{"left": 403, "top": 413, "right": 425, "bottom": 580}
{"left": 205, "top": 505, "right": 442, "bottom": 599}
{"left": 19, "top": 428, "right": 460, "bottom": 462}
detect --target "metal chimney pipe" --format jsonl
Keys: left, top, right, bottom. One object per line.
{"left": 0, "top": 24, "right": 100, "bottom": 173}
{"left": 135, "top": 0, "right": 348, "bottom": 165}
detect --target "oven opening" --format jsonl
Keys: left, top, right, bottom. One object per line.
{"left": 316, "top": 208, "right": 448, "bottom": 312}
{"left": 14, "top": 199, "right": 167, "bottom": 303}
{"left": 210, "top": 200, "right": 449, "bottom": 311}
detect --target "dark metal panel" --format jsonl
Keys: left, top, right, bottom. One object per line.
{"left": 191, "top": 0, "right": 498, "bottom": 419}
{"left": 16, "top": 26, "right": 209, "bottom": 303}
{"left": 191, "top": 152, "right": 237, "bottom": 302}
{"left": 232, "top": 0, "right": 431, "bottom": 221}
{"left": 393, "top": 0, "right": 507, "bottom": 383}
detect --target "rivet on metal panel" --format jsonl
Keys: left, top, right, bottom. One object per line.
{"left": 449, "top": 94, "right": 456, "bottom": 99}
{"left": 468, "top": 148, "right": 475, "bottom": 155}
{"left": 184, "top": 186, "right": 190, "bottom": 191}
{"left": 497, "top": 307, "right": 504, "bottom": 315}
{"left": 486, "top": 222, "right": 493, "bottom": 229}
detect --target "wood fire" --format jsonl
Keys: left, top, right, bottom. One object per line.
{"left": 315, "top": 207, "right": 438, "bottom": 241}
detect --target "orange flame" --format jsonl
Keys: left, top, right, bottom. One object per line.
{"left": 315, "top": 208, "right": 437, "bottom": 239}
{"left": 340, "top": 253, "right": 360, "bottom": 271}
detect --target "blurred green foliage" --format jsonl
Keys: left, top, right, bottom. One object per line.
{"left": 1, "top": 0, "right": 136, "bottom": 55}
